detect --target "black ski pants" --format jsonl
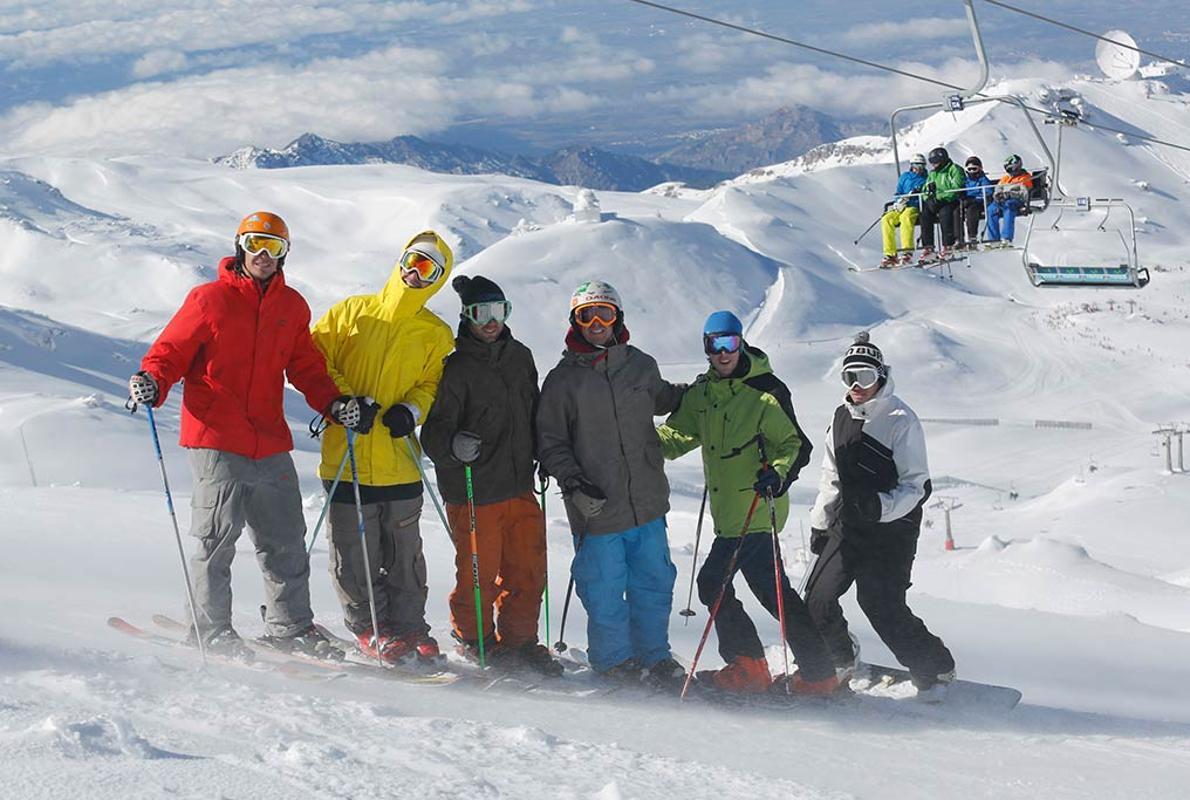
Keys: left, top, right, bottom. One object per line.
{"left": 804, "top": 528, "right": 954, "bottom": 681}
{"left": 697, "top": 533, "right": 835, "bottom": 682}
{"left": 959, "top": 197, "right": 985, "bottom": 243}
{"left": 919, "top": 198, "right": 960, "bottom": 248}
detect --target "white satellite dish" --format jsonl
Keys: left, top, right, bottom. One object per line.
{"left": 1096, "top": 30, "right": 1140, "bottom": 81}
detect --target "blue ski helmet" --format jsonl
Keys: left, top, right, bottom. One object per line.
{"left": 703, "top": 310, "right": 743, "bottom": 337}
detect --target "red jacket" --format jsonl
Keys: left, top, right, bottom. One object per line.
{"left": 141, "top": 257, "right": 341, "bottom": 459}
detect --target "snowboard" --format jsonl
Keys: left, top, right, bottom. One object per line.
{"left": 858, "top": 663, "right": 1022, "bottom": 710}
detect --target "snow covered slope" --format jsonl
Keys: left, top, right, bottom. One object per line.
{"left": 3, "top": 73, "right": 1190, "bottom": 799}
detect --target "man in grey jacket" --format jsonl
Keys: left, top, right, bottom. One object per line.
{"left": 536, "top": 280, "right": 686, "bottom": 688}
{"left": 804, "top": 333, "right": 955, "bottom": 698}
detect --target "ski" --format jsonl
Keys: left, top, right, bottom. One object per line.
{"left": 153, "top": 613, "right": 460, "bottom": 687}
{"left": 107, "top": 616, "right": 338, "bottom": 682}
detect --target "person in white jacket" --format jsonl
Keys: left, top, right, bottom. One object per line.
{"left": 804, "top": 333, "right": 955, "bottom": 693}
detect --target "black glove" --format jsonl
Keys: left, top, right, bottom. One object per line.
{"left": 842, "top": 490, "right": 882, "bottom": 525}
{"left": 810, "top": 528, "right": 829, "bottom": 555}
{"left": 565, "top": 478, "right": 607, "bottom": 519}
{"left": 753, "top": 464, "right": 782, "bottom": 497}
{"left": 128, "top": 371, "right": 159, "bottom": 406}
{"left": 381, "top": 404, "right": 417, "bottom": 438}
{"left": 451, "top": 431, "right": 482, "bottom": 464}
{"left": 536, "top": 463, "right": 551, "bottom": 489}
{"left": 329, "top": 396, "right": 380, "bottom": 433}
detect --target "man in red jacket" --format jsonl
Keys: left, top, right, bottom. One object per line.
{"left": 128, "top": 211, "right": 373, "bottom": 659}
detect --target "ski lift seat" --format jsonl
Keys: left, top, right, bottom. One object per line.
{"left": 1015, "top": 168, "right": 1050, "bottom": 216}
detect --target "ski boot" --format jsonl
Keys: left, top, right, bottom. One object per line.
{"left": 409, "top": 633, "right": 445, "bottom": 666}
{"left": 786, "top": 670, "right": 843, "bottom": 697}
{"left": 702, "top": 655, "right": 772, "bottom": 694}
{"left": 916, "top": 247, "right": 937, "bottom": 265}
{"left": 879, "top": 254, "right": 898, "bottom": 269}
{"left": 642, "top": 657, "right": 687, "bottom": 693}
{"left": 259, "top": 624, "right": 345, "bottom": 661}
{"left": 355, "top": 627, "right": 415, "bottom": 666}
{"left": 598, "top": 659, "right": 643, "bottom": 686}
{"left": 188, "top": 626, "right": 254, "bottom": 662}
{"left": 489, "top": 641, "right": 565, "bottom": 677}
{"left": 898, "top": 252, "right": 915, "bottom": 266}
{"left": 911, "top": 669, "right": 956, "bottom": 703}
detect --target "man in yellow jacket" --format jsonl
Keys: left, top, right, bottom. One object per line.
{"left": 311, "top": 230, "right": 455, "bottom": 665}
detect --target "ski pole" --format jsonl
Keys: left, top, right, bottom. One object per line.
{"left": 306, "top": 448, "right": 349, "bottom": 555}
{"left": 853, "top": 213, "right": 884, "bottom": 245}
{"left": 679, "top": 485, "right": 708, "bottom": 624}
{"left": 143, "top": 405, "right": 207, "bottom": 667}
{"left": 757, "top": 439, "right": 791, "bottom": 683}
{"left": 463, "top": 465, "right": 487, "bottom": 667}
{"left": 554, "top": 520, "right": 590, "bottom": 654}
{"left": 403, "top": 435, "right": 454, "bottom": 539}
{"left": 680, "top": 492, "right": 762, "bottom": 701}
{"left": 537, "top": 472, "right": 552, "bottom": 647}
{"left": 346, "top": 429, "right": 385, "bottom": 667}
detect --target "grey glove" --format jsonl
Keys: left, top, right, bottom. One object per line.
{"left": 451, "top": 430, "right": 482, "bottom": 464}
{"left": 567, "top": 479, "right": 607, "bottom": 519}
{"left": 128, "top": 371, "right": 159, "bottom": 406}
{"left": 810, "top": 528, "right": 829, "bottom": 555}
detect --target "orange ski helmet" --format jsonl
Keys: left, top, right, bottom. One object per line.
{"left": 236, "top": 211, "right": 289, "bottom": 242}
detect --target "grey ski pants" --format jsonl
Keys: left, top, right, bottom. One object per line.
{"left": 187, "top": 448, "right": 313, "bottom": 639}
{"left": 327, "top": 496, "right": 429, "bottom": 637}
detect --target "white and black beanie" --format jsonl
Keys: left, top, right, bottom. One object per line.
{"left": 842, "top": 331, "right": 887, "bottom": 376}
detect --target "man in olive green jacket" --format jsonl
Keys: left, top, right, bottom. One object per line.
{"left": 657, "top": 311, "right": 838, "bottom": 695}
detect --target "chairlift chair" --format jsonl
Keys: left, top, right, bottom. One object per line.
{"left": 1021, "top": 197, "right": 1149, "bottom": 288}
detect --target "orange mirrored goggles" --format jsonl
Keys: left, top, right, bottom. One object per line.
{"left": 573, "top": 302, "right": 618, "bottom": 328}
{"left": 400, "top": 250, "right": 445, "bottom": 283}
{"left": 238, "top": 232, "right": 289, "bottom": 259}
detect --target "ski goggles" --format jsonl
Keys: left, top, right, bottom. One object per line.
{"left": 463, "top": 300, "right": 511, "bottom": 326}
{"left": 842, "top": 366, "right": 882, "bottom": 390}
{"left": 399, "top": 250, "right": 445, "bottom": 284}
{"left": 703, "top": 333, "right": 743, "bottom": 355}
{"left": 238, "top": 233, "right": 289, "bottom": 259}
{"left": 966, "top": 165, "right": 982, "bottom": 174}
{"left": 573, "top": 302, "right": 618, "bottom": 328}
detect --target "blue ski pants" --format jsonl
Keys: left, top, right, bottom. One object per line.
{"left": 986, "top": 198, "right": 1024, "bottom": 242}
{"left": 571, "top": 516, "right": 676, "bottom": 672}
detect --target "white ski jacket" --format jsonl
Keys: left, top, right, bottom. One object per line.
{"left": 809, "top": 376, "right": 931, "bottom": 532}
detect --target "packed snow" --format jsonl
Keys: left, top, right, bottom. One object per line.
{"left": 3, "top": 72, "right": 1190, "bottom": 799}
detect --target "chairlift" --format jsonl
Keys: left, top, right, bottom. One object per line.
{"left": 1021, "top": 197, "right": 1150, "bottom": 288}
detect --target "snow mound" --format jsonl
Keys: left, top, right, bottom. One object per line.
{"left": 41, "top": 715, "right": 189, "bottom": 760}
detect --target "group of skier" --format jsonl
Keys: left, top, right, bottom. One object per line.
{"left": 129, "top": 210, "right": 955, "bottom": 698}
{"left": 880, "top": 146, "right": 1037, "bottom": 267}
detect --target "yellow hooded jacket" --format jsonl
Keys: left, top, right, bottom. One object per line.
{"left": 312, "top": 231, "right": 455, "bottom": 486}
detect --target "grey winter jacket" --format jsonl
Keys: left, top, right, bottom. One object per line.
{"left": 536, "top": 331, "right": 685, "bottom": 536}
{"left": 421, "top": 324, "right": 538, "bottom": 506}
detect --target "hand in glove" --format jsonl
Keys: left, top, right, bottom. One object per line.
{"left": 810, "top": 528, "right": 829, "bottom": 556}
{"left": 566, "top": 479, "right": 607, "bottom": 519}
{"left": 330, "top": 396, "right": 380, "bottom": 433}
{"left": 381, "top": 404, "right": 417, "bottom": 439}
{"left": 451, "top": 431, "right": 482, "bottom": 464}
{"left": 841, "top": 490, "right": 882, "bottom": 525}
{"left": 752, "top": 464, "right": 783, "bottom": 497}
{"left": 128, "top": 371, "right": 159, "bottom": 406}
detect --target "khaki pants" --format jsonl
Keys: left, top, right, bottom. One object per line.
{"left": 187, "top": 448, "right": 312, "bottom": 639}
{"left": 327, "top": 496, "right": 429, "bottom": 637}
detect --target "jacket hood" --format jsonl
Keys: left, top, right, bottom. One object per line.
{"left": 218, "top": 255, "right": 286, "bottom": 294}
{"left": 378, "top": 230, "right": 454, "bottom": 319}
{"left": 845, "top": 374, "right": 897, "bottom": 420}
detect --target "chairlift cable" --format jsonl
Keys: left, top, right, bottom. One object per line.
{"left": 979, "top": 0, "right": 1188, "bottom": 73}
{"left": 623, "top": 0, "right": 966, "bottom": 91}
{"left": 623, "top": 0, "right": 1190, "bottom": 155}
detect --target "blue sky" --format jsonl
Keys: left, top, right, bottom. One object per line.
{"left": 0, "top": 1, "right": 1184, "bottom": 158}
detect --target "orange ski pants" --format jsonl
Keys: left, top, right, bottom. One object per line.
{"left": 446, "top": 492, "right": 547, "bottom": 647}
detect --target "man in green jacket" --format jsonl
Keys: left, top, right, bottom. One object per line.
{"left": 657, "top": 311, "right": 839, "bottom": 695}
{"left": 918, "top": 146, "right": 967, "bottom": 262}
{"left": 421, "top": 275, "right": 562, "bottom": 677}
